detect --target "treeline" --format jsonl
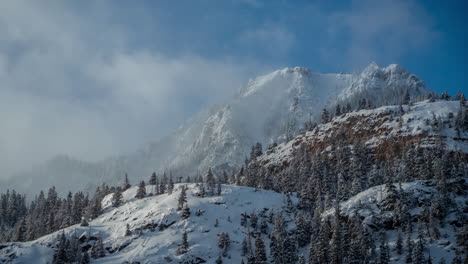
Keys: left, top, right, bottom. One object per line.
{"left": 0, "top": 171, "right": 191, "bottom": 243}
{"left": 0, "top": 184, "right": 111, "bottom": 243}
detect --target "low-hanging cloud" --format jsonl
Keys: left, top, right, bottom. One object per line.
{"left": 0, "top": 1, "right": 260, "bottom": 178}
{"left": 0, "top": 0, "right": 438, "bottom": 179}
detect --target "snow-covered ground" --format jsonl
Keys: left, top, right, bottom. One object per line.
{"left": 259, "top": 100, "right": 468, "bottom": 167}
{"left": 0, "top": 184, "right": 292, "bottom": 264}
{"left": 1, "top": 178, "right": 465, "bottom": 263}
{"left": 323, "top": 178, "right": 467, "bottom": 263}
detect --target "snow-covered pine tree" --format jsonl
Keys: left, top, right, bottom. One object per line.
{"left": 378, "top": 232, "right": 390, "bottom": 264}
{"left": 254, "top": 235, "right": 267, "bottom": 264}
{"left": 176, "top": 231, "right": 189, "bottom": 255}
{"left": 396, "top": 231, "right": 403, "bottom": 255}
{"left": 321, "top": 108, "right": 330, "bottom": 124}
{"left": 135, "top": 181, "right": 146, "bottom": 199}
{"left": 218, "top": 232, "right": 231, "bottom": 256}
{"left": 295, "top": 213, "right": 311, "bottom": 248}
{"left": 149, "top": 172, "right": 157, "bottom": 195}
{"left": 330, "top": 204, "right": 343, "bottom": 264}
{"left": 177, "top": 185, "right": 187, "bottom": 210}
{"left": 316, "top": 219, "right": 331, "bottom": 264}
{"left": 112, "top": 187, "right": 123, "bottom": 207}
{"left": 206, "top": 168, "right": 215, "bottom": 195}
{"left": 250, "top": 212, "right": 258, "bottom": 230}
{"left": 168, "top": 178, "right": 174, "bottom": 194}
{"left": 181, "top": 205, "right": 191, "bottom": 220}
{"left": 217, "top": 178, "right": 222, "bottom": 196}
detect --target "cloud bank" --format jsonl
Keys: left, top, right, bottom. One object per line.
{"left": 0, "top": 0, "right": 437, "bottom": 178}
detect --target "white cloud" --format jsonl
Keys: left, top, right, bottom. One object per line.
{"left": 0, "top": 1, "right": 256, "bottom": 178}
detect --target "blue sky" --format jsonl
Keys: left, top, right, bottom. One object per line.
{"left": 0, "top": 0, "right": 466, "bottom": 176}
{"left": 101, "top": 0, "right": 466, "bottom": 94}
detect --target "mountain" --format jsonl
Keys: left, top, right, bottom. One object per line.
{"left": 1, "top": 180, "right": 466, "bottom": 263}
{"left": 257, "top": 100, "right": 468, "bottom": 170}
{"left": 2, "top": 63, "right": 432, "bottom": 195}
{"left": 1, "top": 96, "right": 466, "bottom": 263}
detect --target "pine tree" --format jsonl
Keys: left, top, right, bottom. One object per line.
{"left": 321, "top": 108, "right": 330, "bottom": 124}
{"left": 177, "top": 185, "right": 187, "bottom": 210}
{"left": 282, "top": 234, "right": 297, "bottom": 264}
{"left": 270, "top": 235, "right": 280, "bottom": 263}
{"left": 218, "top": 232, "right": 231, "bottom": 256}
{"left": 406, "top": 231, "right": 413, "bottom": 263}
{"left": 379, "top": 232, "right": 390, "bottom": 264}
{"left": 167, "top": 178, "right": 174, "bottom": 194}
{"left": 316, "top": 219, "right": 331, "bottom": 264}
{"left": 159, "top": 173, "right": 167, "bottom": 194}
{"left": 123, "top": 173, "right": 131, "bottom": 191}
{"left": 13, "top": 218, "right": 26, "bottom": 242}
{"left": 149, "top": 172, "right": 157, "bottom": 185}
{"left": 330, "top": 204, "right": 343, "bottom": 264}
{"left": 199, "top": 184, "right": 206, "bottom": 198}
{"left": 92, "top": 238, "right": 105, "bottom": 259}
{"left": 177, "top": 231, "right": 189, "bottom": 255}
{"left": 295, "top": 214, "right": 311, "bottom": 247}
{"left": 181, "top": 204, "right": 191, "bottom": 220}
{"left": 217, "top": 178, "right": 222, "bottom": 196}
{"left": 403, "top": 88, "right": 411, "bottom": 105}
{"left": 250, "top": 212, "right": 258, "bottom": 230}
{"left": 135, "top": 181, "right": 146, "bottom": 199}
{"left": 112, "top": 187, "right": 123, "bottom": 207}
{"left": 260, "top": 220, "right": 268, "bottom": 234}
{"left": 242, "top": 237, "right": 249, "bottom": 256}
{"left": 396, "top": 231, "right": 403, "bottom": 255}
{"left": 335, "top": 104, "right": 342, "bottom": 116}
{"left": 206, "top": 168, "right": 215, "bottom": 194}
{"left": 53, "top": 232, "right": 68, "bottom": 264}
{"left": 149, "top": 172, "right": 157, "bottom": 194}
{"left": 254, "top": 235, "right": 267, "bottom": 264}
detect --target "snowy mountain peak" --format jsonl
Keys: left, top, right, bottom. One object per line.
{"left": 241, "top": 66, "right": 315, "bottom": 97}
{"left": 3, "top": 64, "right": 434, "bottom": 195}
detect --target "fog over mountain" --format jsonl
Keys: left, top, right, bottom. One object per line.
{"left": 2, "top": 63, "right": 431, "bottom": 195}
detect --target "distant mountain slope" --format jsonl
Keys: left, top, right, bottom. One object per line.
{"left": 3, "top": 64, "right": 432, "bottom": 195}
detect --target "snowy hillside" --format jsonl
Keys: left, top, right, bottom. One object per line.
{"left": 258, "top": 100, "right": 468, "bottom": 168}
{"left": 3, "top": 63, "right": 432, "bottom": 195}
{"left": 1, "top": 178, "right": 466, "bottom": 263}
{"left": 0, "top": 184, "right": 294, "bottom": 264}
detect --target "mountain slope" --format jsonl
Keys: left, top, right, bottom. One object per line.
{"left": 0, "top": 184, "right": 294, "bottom": 263}
{"left": 257, "top": 99, "right": 468, "bottom": 169}
{"left": 3, "top": 64, "right": 432, "bottom": 195}
{"left": 1, "top": 179, "right": 466, "bottom": 263}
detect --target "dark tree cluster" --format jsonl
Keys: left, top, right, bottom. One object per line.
{"left": 0, "top": 184, "right": 111, "bottom": 243}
